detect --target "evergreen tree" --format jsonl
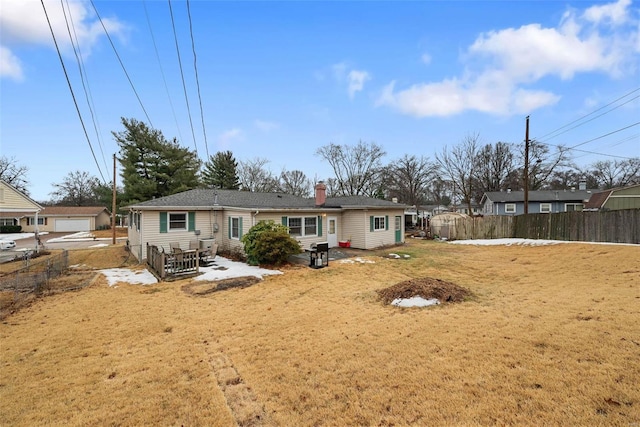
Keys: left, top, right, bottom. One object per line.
{"left": 202, "top": 151, "right": 240, "bottom": 189}
{"left": 113, "top": 118, "right": 201, "bottom": 204}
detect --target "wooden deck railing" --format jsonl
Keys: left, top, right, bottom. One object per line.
{"left": 146, "top": 243, "right": 200, "bottom": 280}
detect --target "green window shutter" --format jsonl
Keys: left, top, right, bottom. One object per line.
{"left": 160, "top": 212, "right": 167, "bottom": 233}
{"left": 317, "top": 215, "right": 322, "bottom": 236}
{"left": 228, "top": 217, "right": 232, "bottom": 239}
{"left": 281, "top": 216, "right": 288, "bottom": 226}
{"left": 385, "top": 215, "right": 389, "bottom": 231}
{"left": 239, "top": 217, "right": 243, "bottom": 238}
{"left": 188, "top": 212, "right": 196, "bottom": 231}
{"left": 370, "top": 215, "right": 374, "bottom": 232}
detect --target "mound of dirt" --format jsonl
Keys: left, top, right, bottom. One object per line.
{"left": 182, "top": 276, "right": 261, "bottom": 296}
{"left": 377, "top": 277, "right": 472, "bottom": 305}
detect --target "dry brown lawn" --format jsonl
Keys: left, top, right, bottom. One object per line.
{"left": 1, "top": 240, "right": 639, "bottom": 426}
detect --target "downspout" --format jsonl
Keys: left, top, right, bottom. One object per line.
{"left": 253, "top": 210, "right": 260, "bottom": 227}
{"left": 34, "top": 209, "right": 41, "bottom": 252}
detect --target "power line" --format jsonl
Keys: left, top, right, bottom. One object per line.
{"left": 40, "top": 0, "right": 106, "bottom": 184}
{"left": 186, "top": 0, "right": 210, "bottom": 159}
{"left": 168, "top": 0, "right": 199, "bottom": 155}
{"left": 568, "top": 122, "right": 639, "bottom": 150}
{"left": 534, "top": 86, "right": 640, "bottom": 142}
{"left": 143, "top": 0, "right": 184, "bottom": 145}
{"left": 61, "top": 0, "right": 110, "bottom": 178}
{"left": 89, "top": 0, "right": 154, "bottom": 127}
{"left": 538, "top": 94, "right": 640, "bottom": 144}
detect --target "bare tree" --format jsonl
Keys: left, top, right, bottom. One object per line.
{"left": 0, "top": 155, "right": 30, "bottom": 194}
{"left": 385, "top": 154, "right": 437, "bottom": 206}
{"left": 436, "top": 133, "right": 481, "bottom": 214}
{"left": 316, "top": 141, "right": 386, "bottom": 197}
{"left": 238, "top": 158, "right": 279, "bottom": 192}
{"left": 522, "top": 141, "right": 571, "bottom": 190}
{"left": 279, "top": 169, "right": 312, "bottom": 197}
{"left": 472, "top": 141, "right": 517, "bottom": 201}
{"left": 50, "top": 170, "right": 101, "bottom": 206}
{"left": 590, "top": 158, "right": 640, "bottom": 189}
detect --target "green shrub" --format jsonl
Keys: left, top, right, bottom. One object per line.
{"left": 0, "top": 225, "right": 22, "bottom": 233}
{"left": 241, "top": 220, "right": 301, "bottom": 266}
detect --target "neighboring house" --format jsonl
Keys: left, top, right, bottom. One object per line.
{"left": 21, "top": 206, "right": 112, "bottom": 233}
{"left": 452, "top": 203, "right": 481, "bottom": 216}
{"left": 584, "top": 184, "right": 640, "bottom": 211}
{"left": 0, "top": 179, "right": 43, "bottom": 228}
{"left": 481, "top": 188, "right": 593, "bottom": 216}
{"left": 125, "top": 183, "right": 408, "bottom": 261}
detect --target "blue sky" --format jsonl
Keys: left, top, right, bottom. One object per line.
{"left": 1, "top": 0, "right": 639, "bottom": 202}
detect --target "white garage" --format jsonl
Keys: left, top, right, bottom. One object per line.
{"left": 54, "top": 219, "right": 90, "bottom": 232}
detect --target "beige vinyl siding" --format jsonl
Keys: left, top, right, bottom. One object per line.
{"left": 221, "top": 211, "right": 251, "bottom": 253}
{"left": 0, "top": 181, "right": 40, "bottom": 211}
{"left": 341, "top": 210, "right": 366, "bottom": 249}
{"left": 364, "top": 209, "right": 404, "bottom": 249}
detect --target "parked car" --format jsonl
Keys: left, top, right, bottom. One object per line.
{"left": 0, "top": 240, "right": 16, "bottom": 250}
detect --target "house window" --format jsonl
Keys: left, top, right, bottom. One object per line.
{"left": 287, "top": 216, "right": 318, "bottom": 237}
{"left": 27, "top": 217, "right": 45, "bottom": 226}
{"left": 373, "top": 216, "right": 386, "bottom": 231}
{"left": 505, "top": 204, "right": 516, "bottom": 214}
{"left": 230, "top": 217, "right": 240, "bottom": 239}
{"left": 540, "top": 203, "right": 552, "bottom": 213}
{"left": 135, "top": 213, "right": 141, "bottom": 231}
{"left": 565, "top": 203, "right": 584, "bottom": 212}
{"left": 0, "top": 218, "right": 15, "bottom": 226}
{"left": 169, "top": 212, "right": 187, "bottom": 231}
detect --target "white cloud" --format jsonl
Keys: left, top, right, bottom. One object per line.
{"left": 327, "top": 62, "right": 371, "bottom": 98}
{"left": 0, "top": 0, "right": 126, "bottom": 80}
{"left": 377, "top": 0, "right": 638, "bottom": 117}
{"left": 0, "top": 46, "right": 23, "bottom": 81}
{"left": 583, "top": 0, "right": 631, "bottom": 25}
{"left": 218, "top": 128, "right": 243, "bottom": 148}
{"left": 347, "top": 70, "right": 371, "bottom": 99}
{"left": 254, "top": 120, "right": 279, "bottom": 132}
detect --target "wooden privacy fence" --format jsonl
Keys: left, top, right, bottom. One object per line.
{"left": 449, "top": 209, "right": 639, "bottom": 244}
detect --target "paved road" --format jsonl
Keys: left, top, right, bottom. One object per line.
{"left": 0, "top": 233, "right": 126, "bottom": 264}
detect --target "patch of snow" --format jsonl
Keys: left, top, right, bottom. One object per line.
{"left": 339, "top": 257, "right": 375, "bottom": 264}
{"left": 449, "top": 238, "right": 638, "bottom": 247}
{"left": 194, "top": 256, "right": 282, "bottom": 282}
{"left": 391, "top": 296, "right": 440, "bottom": 307}
{"left": 403, "top": 254, "right": 411, "bottom": 259}
{"left": 101, "top": 268, "right": 158, "bottom": 287}
{"left": 388, "top": 253, "right": 401, "bottom": 259}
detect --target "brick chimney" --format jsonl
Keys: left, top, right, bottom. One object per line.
{"left": 315, "top": 181, "right": 326, "bottom": 206}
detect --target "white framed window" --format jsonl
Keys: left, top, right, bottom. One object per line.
{"left": 565, "top": 203, "right": 584, "bottom": 212}
{"left": 0, "top": 218, "right": 15, "bottom": 226}
{"left": 373, "top": 216, "right": 386, "bottom": 231}
{"left": 505, "top": 203, "right": 516, "bottom": 214}
{"left": 230, "top": 217, "right": 240, "bottom": 239}
{"left": 287, "top": 216, "right": 318, "bottom": 237}
{"left": 169, "top": 212, "right": 187, "bottom": 231}
{"left": 540, "top": 203, "right": 552, "bottom": 213}
{"left": 27, "top": 217, "right": 45, "bottom": 226}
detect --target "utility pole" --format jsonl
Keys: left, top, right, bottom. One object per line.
{"left": 524, "top": 116, "right": 530, "bottom": 215}
{"left": 112, "top": 153, "right": 117, "bottom": 244}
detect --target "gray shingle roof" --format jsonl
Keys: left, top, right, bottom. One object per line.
{"left": 126, "top": 189, "right": 408, "bottom": 210}
{"left": 483, "top": 189, "right": 593, "bottom": 203}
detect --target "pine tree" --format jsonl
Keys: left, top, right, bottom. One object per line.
{"left": 113, "top": 118, "right": 201, "bottom": 204}
{"left": 202, "top": 151, "right": 240, "bottom": 189}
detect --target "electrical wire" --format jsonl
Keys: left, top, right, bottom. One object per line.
{"left": 168, "top": 0, "right": 199, "bottom": 155}
{"left": 568, "top": 122, "right": 639, "bottom": 150}
{"left": 534, "top": 86, "right": 640, "bottom": 142}
{"left": 142, "top": 0, "right": 184, "bottom": 145}
{"left": 186, "top": 0, "right": 210, "bottom": 159}
{"left": 89, "top": 0, "right": 154, "bottom": 127}
{"left": 61, "top": 0, "right": 110, "bottom": 180}
{"left": 40, "top": 0, "right": 106, "bottom": 184}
